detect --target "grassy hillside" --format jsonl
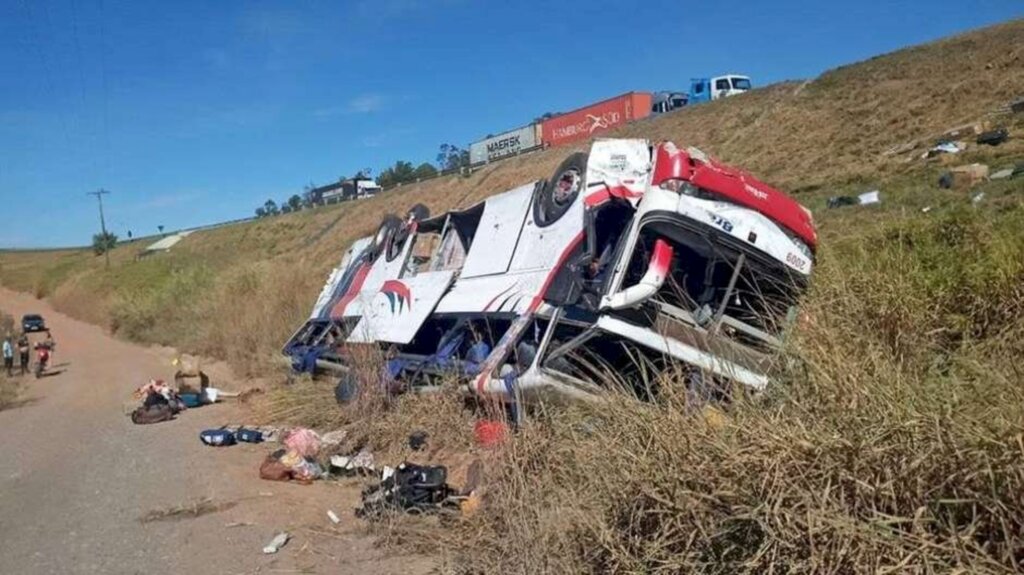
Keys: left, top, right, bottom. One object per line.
{"left": 2, "top": 19, "right": 1024, "bottom": 573}
{"left": 2, "top": 20, "right": 1021, "bottom": 373}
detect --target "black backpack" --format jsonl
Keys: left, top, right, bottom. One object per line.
{"left": 359, "top": 463, "right": 451, "bottom": 517}
{"left": 130, "top": 403, "right": 176, "bottom": 425}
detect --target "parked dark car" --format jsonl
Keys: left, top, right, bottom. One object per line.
{"left": 22, "top": 314, "right": 47, "bottom": 333}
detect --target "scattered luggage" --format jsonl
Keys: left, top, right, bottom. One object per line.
{"left": 259, "top": 448, "right": 323, "bottom": 484}
{"left": 977, "top": 128, "right": 1009, "bottom": 146}
{"left": 329, "top": 449, "right": 375, "bottom": 476}
{"left": 200, "top": 428, "right": 236, "bottom": 446}
{"left": 283, "top": 428, "right": 321, "bottom": 458}
{"left": 236, "top": 428, "right": 264, "bottom": 443}
{"left": 358, "top": 462, "right": 455, "bottom": 517}
{"left": 130, "top": 403, "right": 177, "bottom": 425}
{"left": 940, "top": 163, "right": 990, "bottom": 189}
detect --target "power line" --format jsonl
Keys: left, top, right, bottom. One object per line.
{"left": 87, "top": 189, "right": 111, "bottom": 268}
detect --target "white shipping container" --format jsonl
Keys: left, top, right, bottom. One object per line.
{"left": 470, "top": 124, "right": 540, "bottom": 165}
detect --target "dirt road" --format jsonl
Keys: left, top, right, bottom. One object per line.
{"left": 0, "top": 288, "right": 432, "bottom": 574}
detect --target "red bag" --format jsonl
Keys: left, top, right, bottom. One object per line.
{"left": 259, "top": 451, "right": 293, "bottom": 482}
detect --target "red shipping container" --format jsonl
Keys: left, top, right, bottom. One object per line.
{"left": 541, "top": 92, "right": 652, "bottom": 147}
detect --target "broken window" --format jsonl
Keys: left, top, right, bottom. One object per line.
{"left": 580, "top": 200, "right": 635, "bottom": 309}
{"left": 430, "top": 226, "right": 467, "bottom": 272}
{"left": 409, "top": 231, "right": 442, "bottom": 274}
{"left": 614, "top": 225, "right": 806, "bottom": 352}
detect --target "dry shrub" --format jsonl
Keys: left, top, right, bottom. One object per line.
{"left": 257, "top": 344, "right": 476, "bottom": 466}
{"left": 0, "top": 311, "right": 13, "bottom": 337}
{"left": 0, "top": 312, "right": 19, "bottom": 409}
{"left": 435, "top": 207, "right": 1024, "bottom": 574}
{"left": 199, "top": 260, "right": 320, "bottom": 375}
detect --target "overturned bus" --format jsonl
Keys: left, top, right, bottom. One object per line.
{"left": 284, "top": 138, "right": 816, "bottom": 405}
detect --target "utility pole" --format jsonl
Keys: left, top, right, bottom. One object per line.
{"left": 87, "top": 189, "right": 111, "bottom": 268}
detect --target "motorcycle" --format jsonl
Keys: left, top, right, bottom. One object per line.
{"left": 34, "top": 345, "right": 50, "bottom": 379}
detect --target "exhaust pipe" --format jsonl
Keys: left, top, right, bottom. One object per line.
{"left": 601, "top": 238, "right": 674, "bottom": 310}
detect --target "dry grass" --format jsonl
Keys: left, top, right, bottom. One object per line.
{"left": 426, "top": 204, "right": 1024, "bottom": 574}
{"left": 0, "top": 312, "right": 19, "bottom": 409}
{"left": 255, "top": 346, "right": 478, "bottom": 470}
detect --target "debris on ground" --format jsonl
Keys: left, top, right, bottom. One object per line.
{"left": 408, "top": 430, "right": 429, "bottom": 451}
{"left": 991, "top": 168, "right": 1014, "bottom": 180}
{"left": 939, "top": 163, "right": 990, "bottom": 189}
{"left": 223, "top": 425, "right": 280, "bottom": 442}
{"left": 857, "top": 190, "right": 880, "bottom": 205}
{"left": 130, "top": 403, "right": 177, "bottom": 424}
{"left": 826, "top": 190, "right": 880, "bottom": 209}
{"left": 319, "top": 429, "right": 348, "bottom": 449}
{"left": 329, "top": 449, "right": 375, "bottom": 475}
{"left": 922, "top": 140, "right": 964, "bottom": 159}
{"left": 283, "top": 428, "right": 321, "bottom": 458}
{"left": 327, "top": 510, "right": 341, "bottom": 524}
{"left": 200, "top": 428, "right": 237, "bottom": 446}
{"left": 259, "top": 448, "right": 324, "bottom": 484}
{"left": 827, "top": 196, "right": 858, "bottom": 209}
{"left": 972, "top": 192, "right": 986, "bottom": 205}
{"left": 235, "top": 428, "right": 264, "bottom": 443}
{"left": 358, "top": 462, "right": 457, "bottom": 518}
{"left": 977, "top": 128, "right": 1009, "bottom": 146}
{"left": 459, "top": 491, "right": 482, "bottom": 517}
{"left": 129, "top": 379, "right": 184, "bottom": 424}
{"left": 474, "top": 420, "right": 508, "bottom": 447}
{"left": 262, "top": 532, "right": 290, "bottom": 554}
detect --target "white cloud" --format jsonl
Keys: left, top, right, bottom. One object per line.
{"left": 348, "top": 94, "right": 384, "bottom": 113}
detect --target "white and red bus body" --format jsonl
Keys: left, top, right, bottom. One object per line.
{"left": 285, "top": 139, "right": 815, "bottom": 404}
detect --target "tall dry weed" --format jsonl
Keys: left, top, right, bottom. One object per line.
{"left": 434, "top": 206, "right": 1024, "bottom": 574}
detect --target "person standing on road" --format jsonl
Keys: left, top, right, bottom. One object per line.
{"left": 17, "top": 333, "right": 30, "bottom": 376}
{"left": 2, "top": 337, "right": 13, "bottom": 376}
{"left": 44, "top": 331, "right": 56, "bottom": 362}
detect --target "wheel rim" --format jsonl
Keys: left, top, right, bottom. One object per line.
{"left": 552, "top": 168, "right": 582, "bottom": 206}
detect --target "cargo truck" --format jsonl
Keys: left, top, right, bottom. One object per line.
{"left": 653, "top": 75, "right": 753, "bottom": 114}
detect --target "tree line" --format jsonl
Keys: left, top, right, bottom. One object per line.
{"left": 253, "top": 143, "right": 469, "bottom": 218}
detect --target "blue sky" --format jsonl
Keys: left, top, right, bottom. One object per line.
{"left": 1, "top": 0, "right": 1020, "bottom": 247}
